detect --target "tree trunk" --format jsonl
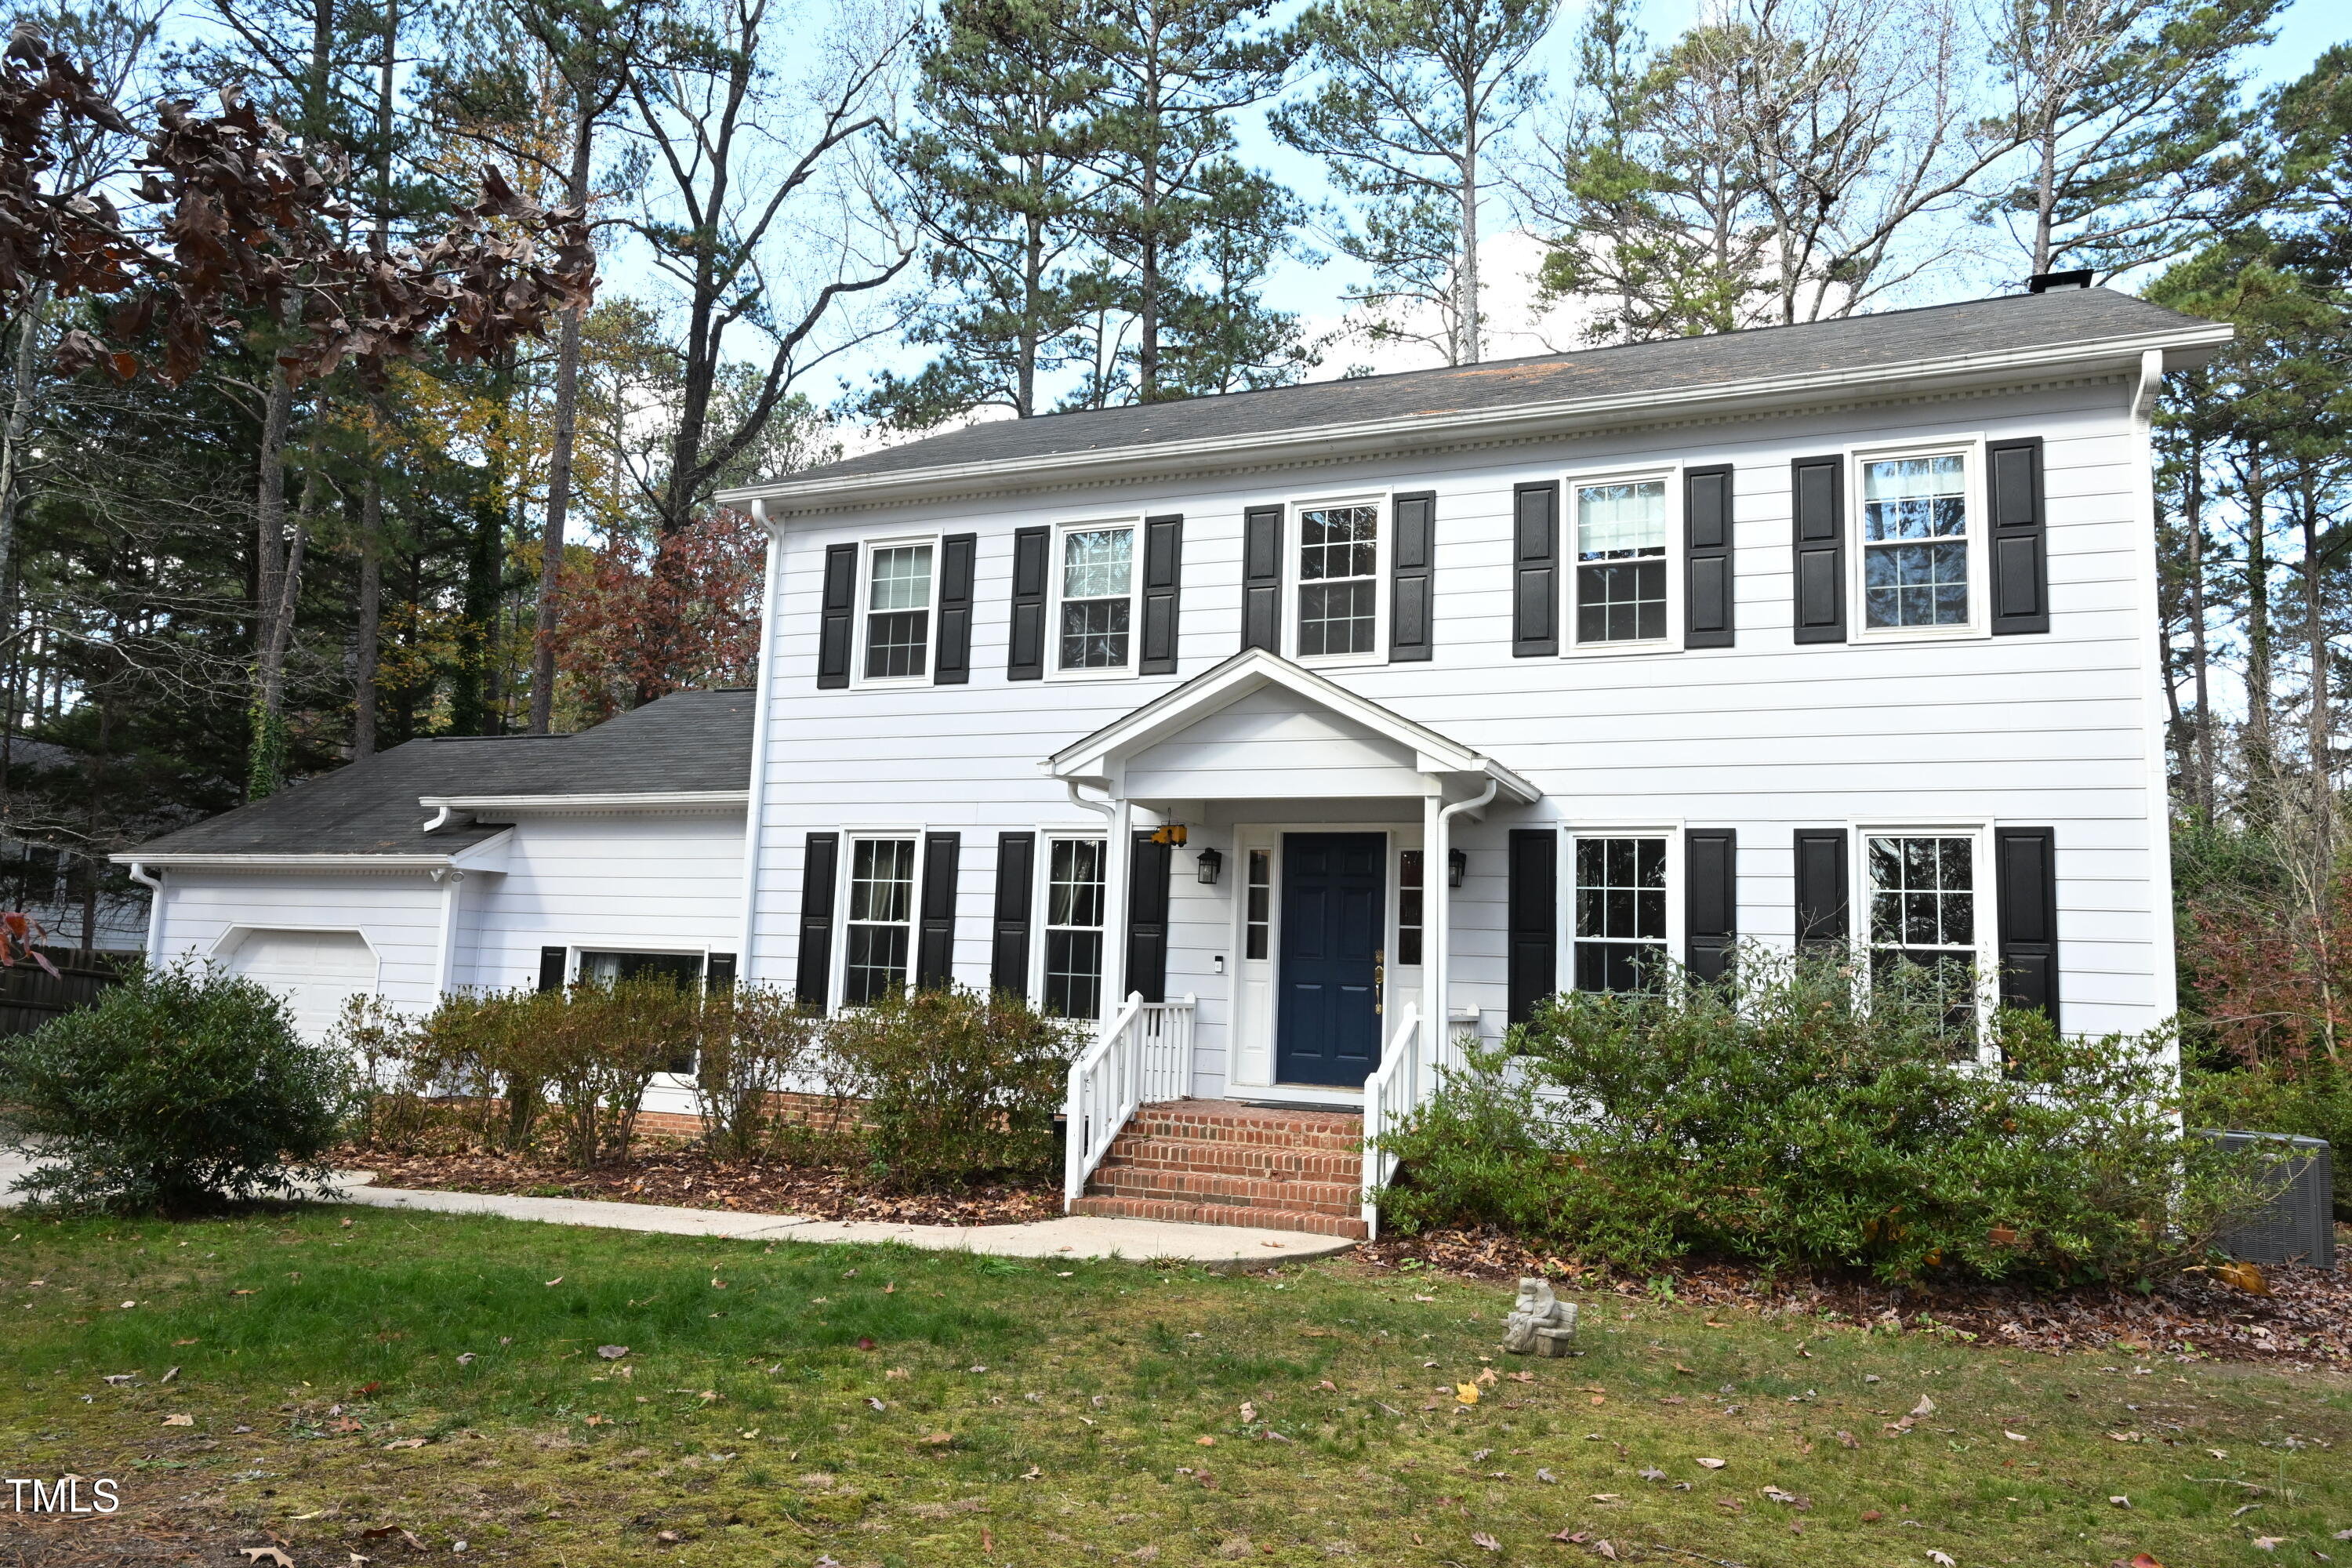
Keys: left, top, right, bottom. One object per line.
{"left": 529, "top": 102, "right": 597, "bottom": 735}
{"left": 354, "top": 0, "right": 397, "bottom": 760}
{"left": 0, "top": 287, "right": 47, "bottom": 628}
{"left": 1457, "top": 115, "right": 1479, "bottom": 365}
{"left": 2300, "top": 481, "right": 2334, "bottom": 866}
{"left": 2187, "top": 437, "right": 2215, "bottom": 821}
{"left": 2244, "top": 453, "right": 2274, "bottom": 823}
{"left": 247, "top": 360, "right": 296, "bottom": 800}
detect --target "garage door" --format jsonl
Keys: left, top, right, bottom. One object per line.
{"left": 222, "top": 929, "right": 379, "bottom": 1041}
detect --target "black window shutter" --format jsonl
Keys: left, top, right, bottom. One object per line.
{"left": 1791, "top": 456, "right": 1845, "bottom": 644}
{"left": 1506, "top": 828, "right": 1557, "bottom": 1022}
{"left": 916, "top": 832, "right": 961, "bottom": 989}
{"left": 990, "top": 832, "right": 1036, "bottom": 997}
{"left": 1125, "top": 831, "right": 1172, "bottom": 1004}
{"left": 1793, "top": 829, "right": 1848, "bottom": 949}
{"left": 1995, "top": 826, "right": 2059, "bottom": 1025}
{"left": 1684, "top": 464, "right": 1734, "bottom": 649}
{"left": 795, "top": 832, "right": 840, "bottom": 1010}
{"left": 1685, "top": 828, "right": 1737, "bottom": 981}
{"left": 1242, "top": 504, "right": 1283, "bottom": 652}
{"left": 817, "top": 543, "right": 858, "bottom": 688}
{"left": 1987, "top": 437, "right": 2049, "bottom": 635}
{"left": 1390, "top": 489, "right": 1436, "bottom": 661}
{"left": 934, "top": 532, "right": 976, "bottom": 683}
{"left": 1141, "top": 514, "right": 1183, "bottom": 674}
{"left": 537, "top": 946, "right": 568, "bottom": 992}
{"left": 1007, "top": 525, "right": 1049, "bottom": 680}
{"left": 704, "top": 952, "right": 737, "bottom": 992}
{"left": 1512, "top": 481, "right": 1559, "bottom": 657}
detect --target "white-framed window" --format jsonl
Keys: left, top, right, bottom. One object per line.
{"left": 860, "top": 539, "right": 937, "bottom": 681}
{"left": 1041, "top": 836, "right": 1108, "bottom": 1018}
{"left": 844, "top": 836, "right": 918, "bottom": 1004}
{"left": 1571, "top": 832, "right": 1672, "bottom": 993}
{"left": 1052, "top": 520, "right": 1141, "bottom": 675}
{"left": 1243, "top": 848, "right": 1272, "bottom": 961}
{"left": 1294, "top": 497, "right": 1382, "bottom": 660}
{"left": 1571, "top": 474, "right": 1675, "bottom": 648}
{"left": 1859, "top": 825, "right": 1994, "bottom": 1047}
{"left": 1397, "top": 849, "right": 1425, "bottom": 967}
{"left": 1853, "top": 445, "right": 1978, "bottom": 637}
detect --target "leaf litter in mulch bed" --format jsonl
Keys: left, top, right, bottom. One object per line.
{"left": 1362, "top": 1225, "right": 2352, "bottom": 1367}
{"left": 338, "top": 1143, "right": 1058, "bottom": 1227}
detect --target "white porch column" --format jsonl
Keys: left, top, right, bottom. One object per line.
{"left": 1106, "top": 797, "right": 1133, "bottom": 1000}
{"left": 1422, "top": 789, "right": 1444, "bottom": 1086}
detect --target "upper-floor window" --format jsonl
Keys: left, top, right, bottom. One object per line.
{"left": 1057, "top": 522, "right": 1137, "bottom": 673}
{"left": 1859, "top": 452, "right": 1969, "bottom": 632}
{"left": 1297, "top": 501, "right": 1379, "bottom": 658}
{"left": 1574, "top": 477, "right": 1670, "bottom": 647}
{"left": 863, "top": 542, "right": 935, "bottom": 680}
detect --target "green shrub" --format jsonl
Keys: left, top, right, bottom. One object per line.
{"left": 405, "top": 988, "right": 565, "bottom": 1152}
{"left": 0, "top": 962, "right": 350, "bottom": 1215}
{"left": 546, "top": 978, "right": 703, "bottom": 1168}
{"left": 331, "top": 993, "right": 439, "bottom": 1152}
{"left": 693, "top": 984, "right": 818, "bottom": 1161}
{"left": 822, "top": 985, "right": 1080, "bottom": 1190}
{"left": 1375, "top": 949, "right": 2268, "bottom": 1286}
{"left": 2183, "top": 1056, "right": 2352, "bottom": 1218}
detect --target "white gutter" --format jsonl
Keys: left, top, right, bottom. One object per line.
{"left": 735, "top": 502, "right": 784, "bottom": 982}
{"left": 1431, "top": 778, "right": 1498, "bottom": 1077}
{"left": 720, "top": 325, "right": 2234, "bottom": 514}
{"left": 414, "top": 791, "right": 750, "bottom": 812}
{"left": 110, "top": 851, "right": 466, "bottom": 871}
{"left": 125, "top": 861, "right": 163, "bottom": 960}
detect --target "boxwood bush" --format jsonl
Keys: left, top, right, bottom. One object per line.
{"left": 0, "top": 962, "right": 349, "bottom": 1215}
{"left": 1375, "top": 949, "right": 2267, "bottom": 1286}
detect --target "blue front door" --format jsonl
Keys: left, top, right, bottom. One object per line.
{"left": 1276, "top": 833, "right": 1385, "bottom": 1087}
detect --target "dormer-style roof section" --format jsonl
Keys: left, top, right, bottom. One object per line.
{"left": 1049, "top": 649, "right": 1538, "bottom": 806}
{"left": 723, "top": 288, "right": 2228, "bottom": 514}
{"left": 115, "top": 688, "right": 757, "bottom": 867}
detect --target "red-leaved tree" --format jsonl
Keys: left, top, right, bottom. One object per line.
{"left": 554, "top": 509, "right": 764, "bottom": 724}
{"left": 2188, "top": 867, "right": 2352, "bottom": 1068}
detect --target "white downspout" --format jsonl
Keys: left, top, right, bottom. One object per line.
{"left": 421, "top": 805, "right": 453, "bottom": 833}
{"left": 430, "top": 868, "right": 465, "bottom": 998}
{"left": 2129, "top": 347, "right": 2180, "bottom": 1061}
{"left": 1065, "top": 780, "right": 1127, "bottom": 999}
{"left": 736, "top": 504, "right": 785, "bottom": 984}
{"left": 126, "top": 861, "right": 163, "bottom": 960}
{"left": 1432, "top": 775, "right": 1499, "bottom": 1079}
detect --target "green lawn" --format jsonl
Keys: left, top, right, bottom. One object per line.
{"left": 2, "top": 1208, "right": 2347, "bottom": 1566}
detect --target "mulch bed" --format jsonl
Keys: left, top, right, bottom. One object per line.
{"left": 1363, "top": 1225, "right": 2352, "bottom": 1368}
{"left": 339, "top": 1143, "right": 1060, "bottom": 1227}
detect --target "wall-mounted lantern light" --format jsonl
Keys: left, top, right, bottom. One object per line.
{"left": 1196, "top": 846, "right": 1223, "bottom": 884}
{"left": 1449, "top": 848, "right": 1468, "bottom": 887}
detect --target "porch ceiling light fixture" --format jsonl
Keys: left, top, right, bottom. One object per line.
{"left": 1449, "top": 848, "right": 1468, "bottom": 887}
{"left": 1195, "top": 846, "right": 1223, "bottom": 884}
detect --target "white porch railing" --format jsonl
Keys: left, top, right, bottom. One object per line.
{"left": 1360, "top": 1003, "right": 1423, "bottom": 1239}
{"left": 1062, "top": 991, "right": 1198, "bottom": 1211}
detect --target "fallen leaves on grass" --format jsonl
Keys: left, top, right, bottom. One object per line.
{"left": 1695, "top": 1457, "right": 1726, "bottom": 1470}
{"left": 161, "top": 1414, "right": 192, "bottom": 1426}
{"left": 597, "top": 1345, "right": 628, "bottom": 1359}
{"left": 238, "top": 1550, "right": 294, "bottom": 1566}
{"left": 1472, "top": 1532, "right": 1501, "bottom": 1552}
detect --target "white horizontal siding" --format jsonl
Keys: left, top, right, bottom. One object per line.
{"left": 747, "top": 373, "right": 2174, "bottom": 1065}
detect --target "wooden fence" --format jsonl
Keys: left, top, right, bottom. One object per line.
{"left": 0, "top": 947, "right": 137, "bottom": 1037}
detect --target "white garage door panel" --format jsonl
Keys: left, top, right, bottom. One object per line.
{"left": 223, "top": 929, "right": 378, "bottom": 1041}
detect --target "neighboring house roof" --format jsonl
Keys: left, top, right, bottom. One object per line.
{"left": 722, "top": 287, "right": 2227, "bottom": 509}
{"left": 115, "top": 689, "right": 757, "bottom": 862}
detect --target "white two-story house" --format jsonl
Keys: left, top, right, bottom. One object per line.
{"left": 119, "top": 285, "right": 2228, "bottom": 1234}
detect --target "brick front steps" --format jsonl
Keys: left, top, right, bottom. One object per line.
{"left": 1071, "top": 1098, "right": 1370, "bottom": 1240}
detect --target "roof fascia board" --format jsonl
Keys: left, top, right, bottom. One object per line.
{"left": 416, "top": 791, "right": 750, "bottom": 812}
{"left": 721, "top": 325, "right": 2233, "bottom": 514}
{"left": 107, "top": 851, "right": 460, "bottom": 870}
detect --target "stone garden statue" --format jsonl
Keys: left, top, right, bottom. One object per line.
{"left": 1501, "top": 1277, "right": 1579, "bottom": 1357}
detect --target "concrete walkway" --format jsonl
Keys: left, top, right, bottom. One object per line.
{"left": 0, "top": 1149, "right": 1355, "bottom": 1265}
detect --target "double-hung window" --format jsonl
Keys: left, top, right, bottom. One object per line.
{"left": 1056, "top": 523, "right": 1138, "bottom": 673}
{"left": 1573, "top": 834, "right": 1668, "bottom": 993}
{"left": 1859, "top": 452, "right": 1971, "bottom": 632}
{"left": 844, "top": 837, "right": 917, "bottom": 1004}
{"left": 1573, "top": 477, "right": 1671, "bottom": 646}
{"left": 1042, "top": 837, "right": 1108, "bottom": 1018}
{"left": 862, "top": 542, "right": 935, "bottom": 680}
{"left": 1296, "top": 500, "right": 1380, "bottom": 658}
{"left": 1864, "top": 831, "right": 1986, "bottom": 1044}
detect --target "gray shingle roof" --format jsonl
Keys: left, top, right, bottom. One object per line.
{"left": 767, "top": 288, "right": 2211, "bottom": 488}
{"left": 126, "top": 688, "right": 755, "bottom": 858}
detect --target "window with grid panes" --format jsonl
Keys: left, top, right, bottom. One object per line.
{"left": 1297, "top": 503, "right": 1378, "bottom": 656}
{"left": 1573, "top": 835, "right": 1667, "bottom": 992}
{"left": 1245, "top": 849, "right": 1271, "bottom": 960}
{"left": 1574, "top": 479, "right": 1668, "bottom": 644}
{"left": 844, "top": 838, "right": 916, "bottom": 1004}
{"left": 1860, "top": 455, "right": 1969, "bottom": 629}
{"left": 863, "top": 544, "right": 933, "bottom": 678}
{"left": 1397, "top": 849, "right": 1424, "bottom": 966}
{"left": 1043, "top": 838, "right": 1106, "bottom": 1018}
{"left": 1058, "top": 527, "right": 1134, "bottom": 670}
